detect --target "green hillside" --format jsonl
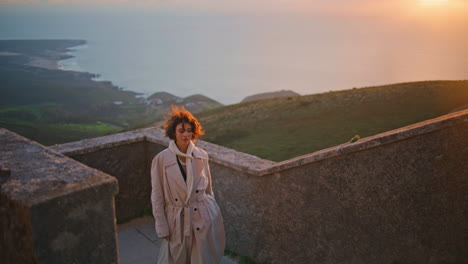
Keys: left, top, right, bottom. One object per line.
{"left": 197, "top": 81, "right": 468, "bottom": 162}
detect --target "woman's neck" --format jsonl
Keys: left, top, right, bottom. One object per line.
{"left": 176, "top": 141, "right": 189, "bottom": 153}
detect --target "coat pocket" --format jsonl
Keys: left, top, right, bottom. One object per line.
{"left": 195, "top": 173, "right": 208, "bottom": 192}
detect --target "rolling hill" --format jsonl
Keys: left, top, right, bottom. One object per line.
{"left": 196, "top": 80, "right": 468, "bottom": 161}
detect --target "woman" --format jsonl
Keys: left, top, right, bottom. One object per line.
{"left": 151, "top": 106, "right": 225, "bottom": 264}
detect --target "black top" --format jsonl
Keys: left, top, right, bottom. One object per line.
{"left": 176, "top": 153, "right": 194, "bottom": 182}
{"left": 176, "top": 156, "right": 187, "bottom": 182}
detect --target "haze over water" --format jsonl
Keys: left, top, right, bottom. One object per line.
{"left": 1, "top": 2, "right": 467, "bottom": 104}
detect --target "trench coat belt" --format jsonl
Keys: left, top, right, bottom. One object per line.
{"left": 167, "top": 204, "right": 192, "bottom": 245}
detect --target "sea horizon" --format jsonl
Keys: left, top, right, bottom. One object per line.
{"left": 1, "top": 9, "right": 467, "bottom": 105}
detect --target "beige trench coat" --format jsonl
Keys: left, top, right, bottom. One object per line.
{"left": 151, "top": 145, "right": 225, "bottom": 264}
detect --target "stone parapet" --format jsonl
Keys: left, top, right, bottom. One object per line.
{"left": 0, "top": 129, "right": 119, "bottom": 264}
{"left": 50, "top": 128, "right": 146, "bottom": 157}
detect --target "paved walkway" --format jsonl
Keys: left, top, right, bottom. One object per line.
{"left": 117, "top": 216, "right": 237, "bottom": 264}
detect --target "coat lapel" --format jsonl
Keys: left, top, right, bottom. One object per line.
{"left": 163, "top": 153, "right": 187, "bottom": 192}
{"left": 191, "top": 146, "right": 209, "bottom": 190}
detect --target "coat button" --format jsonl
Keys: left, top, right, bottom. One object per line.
{"left": 194, "top": 208, "right": 197, "bottom": 211}
{"left": 175, "top": 198, "right": 178, "bottom": 201}
{"left": 196, "top": 227, "right": 200, "bottom": 231}
{"left": 195, "top": 190, "right": 199, "bottom": 193}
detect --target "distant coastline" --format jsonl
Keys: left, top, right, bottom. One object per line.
{"left": 0, "top": 39, "right": 87, "bottom": 70}
{"left": 0, "top": 39, "right": 222, "bottom": 145}
{"left": 29, "top": 42, "right": 85, "bottom": 70}
{"left": 0, "top": 39, "right": 140, "bottom": 97}
{"left": 0, "top": 39, "right": 147, "bottom": 145}
{"left": 27, "top": 54, "right": 62, "bottom": 70}
{"left": 56, "top": 43, "right": 99, "bottom": 78}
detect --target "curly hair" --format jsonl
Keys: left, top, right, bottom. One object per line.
{"left": 163, "top": 105, "right": 204, "bottom": 141}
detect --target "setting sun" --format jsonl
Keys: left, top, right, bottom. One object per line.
{"left": 419, "top": 0, "right": 449, "bottom": 5}
{"left": 400, "top": 0, "right": 468, "bottom": 21}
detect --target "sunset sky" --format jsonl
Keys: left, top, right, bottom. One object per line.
{"left": 2, "top": 0, "right": 468, "bottom": 18}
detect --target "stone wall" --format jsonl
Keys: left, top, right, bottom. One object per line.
{"left": 0, "top": 129, "right": 119, "bottom": 264}
{"left": 214, "top": 120, "right": 468, "bottom": 263}
{"left": 48, "top": 129, "right": 166, "bottom": 221}
{"left": 50, "top": 109, "right": 468, "bottom": 263}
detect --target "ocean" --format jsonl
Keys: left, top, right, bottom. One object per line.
{"left": 1, "top": 7, "right": 467, "bottom": 105}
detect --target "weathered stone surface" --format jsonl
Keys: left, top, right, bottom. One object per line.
{"left": 0, "top": 193, "right": 35, "bottom": 263}
{"left": 31, "top": 185, "right": 119, "bottom": 263}
{"left": 0, "top": 129, "right": 119, "bottom": 264}
{"left": 249, "top": 122, "right": 468, "bottom": 263}
{"left": 50, "top": 128, "right": 146, "bottom": 156}
{"left": 50, "top": 129, "right": 162, "bottom": 220}
{"left": 67, "top": 141, "right": 165, "bottom": 220}
{"left": 1, "top": 129, "right": 117, "bottom": 204}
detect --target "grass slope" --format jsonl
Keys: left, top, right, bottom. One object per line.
{"left": 197, "top": 80, "right": 468, "bottom": 162}
{"left": 0, "top": 62, "right": 149, "bottom": 145}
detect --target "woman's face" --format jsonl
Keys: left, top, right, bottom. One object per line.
{"left": 175, "top": 122, "right": 193, "bottom": 145}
